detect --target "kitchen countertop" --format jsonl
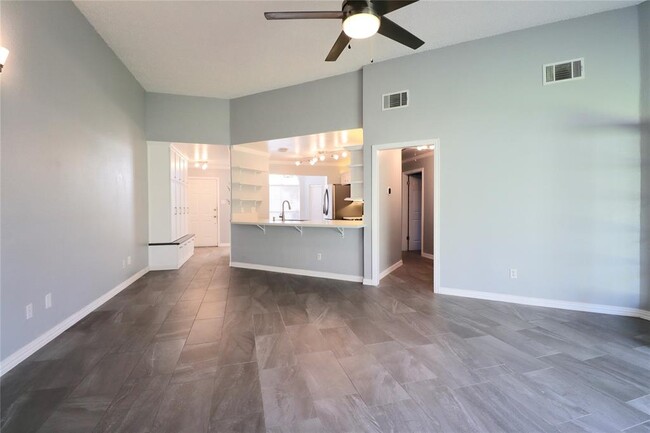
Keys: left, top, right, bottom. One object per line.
{"left": 232, "top": 219, "right": 364, "bottom": 228}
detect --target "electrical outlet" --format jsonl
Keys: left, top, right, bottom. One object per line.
{"left": 317, "top": 253, "right": 322, "bottom": 261}
{"left": 510, "top": 269, "right": 518, "bottom": 279}
{"left": 26, "top": 303, "right": 33, "bottom": 320}
{"left": 127, "top": 256, "right": 132, "bottom": 266}
{"left": 45, "top": 293, "right": 52, "bottom": 309}
{"left": 122, "top": 259, "right": 126, "bottom": 269}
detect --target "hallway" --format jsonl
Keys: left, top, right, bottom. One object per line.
{"left": 2, "top": 248, "right": 650, "bottom": 433}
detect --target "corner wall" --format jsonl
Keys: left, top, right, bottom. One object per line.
{"left": 1, "top": 2, "right": 148, "bottom": 362}
{"left": 363, "top": 7, "right": 642, "bottom": 308}
{"left": 640, "top": 0, "right": 650, "bottom": 310}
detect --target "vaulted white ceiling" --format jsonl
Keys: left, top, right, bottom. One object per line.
{"left": 74, "top": 0, "right": 640, "bottom": 99}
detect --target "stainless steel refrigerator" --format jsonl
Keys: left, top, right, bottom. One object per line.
{"left": 323, "top": 184, "right": 363, "bottom": 220}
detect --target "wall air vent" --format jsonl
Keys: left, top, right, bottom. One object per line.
{"left": 544, "top": 58, "right": 584, "bottom": 85}
{"left": 382, "top": 90, "right": 409, "bottom": 110}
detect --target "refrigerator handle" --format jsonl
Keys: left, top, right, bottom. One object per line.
{"left": 323, "top": 188, "right": 329, "bottom": 216}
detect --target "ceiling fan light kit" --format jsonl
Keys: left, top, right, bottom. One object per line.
{"left": 343, "top": 10, "right": 380, "bottom": 39}
{"left": 264, "top": 0, "right": 423, "bottom": 62}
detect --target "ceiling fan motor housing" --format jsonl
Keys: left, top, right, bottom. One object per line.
{"left": 342, "top": 1, "right": 379, "bottom": 20}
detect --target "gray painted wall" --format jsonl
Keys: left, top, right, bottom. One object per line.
{"left": 363, "top": 7, "right": 642, "bottom": 308}
{"left": 378, "top": 149, "right": 403, "bottom": 274}
{"left": 640, "top": 1, "right": 650, "bottom": 310}
{"left": 231, "top": 225, "right": 363, "bottom": 278}
{"left": 230, "top": 71, "right": 362, "bottom": 144}
{"left": 403, "top": 153, "right": 434, "bottom": 256}
{"left": 145, "top": 92, "right": 230, "bottom": 145}
{"left": 1, "top": 1, "right": 147, "bottom": 359}
{"left": 188, "top": 167, "right": 232, "bottom": 245}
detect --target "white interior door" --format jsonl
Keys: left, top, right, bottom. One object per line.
{"left": 309, "top": 184, "right": 324, "bottom": 221}
{"left": 408, "top": 174, "right": 422, "bottom": 251}
{"left": 189, "top": 179, "right": 219, "bottom": 247}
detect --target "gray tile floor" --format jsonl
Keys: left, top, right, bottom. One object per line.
{"left": 2, "top": 248, "right": 650, "bottom": 433}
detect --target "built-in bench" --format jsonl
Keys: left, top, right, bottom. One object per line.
{"left": 149, "top": 233, "right": 195, "bottom": 270}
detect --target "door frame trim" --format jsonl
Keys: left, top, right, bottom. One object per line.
{"left": 188, "top": 176, "right": 220, "bottom": 247}
{"left": 369, "top": 139, "right": 440, "bottom": 293}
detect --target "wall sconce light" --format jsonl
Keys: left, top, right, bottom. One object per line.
{"left": 0, "top": 47, "right": 9, "bottom": 73}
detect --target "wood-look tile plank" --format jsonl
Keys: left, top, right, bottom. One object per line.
{"left": 278, "top": 304, "right": 310, "bottom": 326}
{"left": 371, "top": 399, "right": 442, "bottom": 433}
{"left": 541, "top": 353, "right": 650, "bottom": 402}
{"left": 366, "top": 341, "right": 436, "bottom": 384}
{"left": 338, "top": 353, "right": 410, "bottom": 407}
{"left": 297, "top": 351, "right": 356, "bottom": 400}
{"left": 253, "top": 313, "right": 285, "bottom": 336}
{"left": 210, "top": 362, "right": 263, "bottom": 422}
{"left": 524, "top": 367, "right": 650, "bottom": 430}
{"left": 404, "top": 380, "right": 479, "bottom": 433}
{"left": 258, "top": 365, "right": 316, "bottom": 428}
{"left": 196, "top": 301, "right": 226, "bottom": 319}
{"left": 313, "top": 394, "right": 382, "bottom": 433}
{"left": 216, "top": 331, "right": 256, "bottom": 366}
{"left": 0, "top": 387, "right": 70, "bottom": 433}
{"left": 172, "top": 342, "right": 220, "bottom": 384}
{"left": 320, "top": 326, "right": 367, "bottom": 359}
{"left": 154, "top": 318, "right": 193, "bottom": 342}
{"left": 286, "top": 325, "right": 329, "bottom": 355}
{"left": 37, "top": 396, "right": 109, "bottom": 433}
{"left": 208, "top": 412, "right": 266, "bottom": 433}
{"left": 451, "top": 381, "right": 554, "bottom": 433}
{"left": 93, "top": 374, "right": 171, "bottom": 433}
{"left": 152, "top": 379, "right": 214, "bottom": 433}
{"left": 346, "top": 318, "right": 393, "bottom": 345}
{"left": 130, "top": 339, "right": 185, "bottom": 378}
{"left": 255, "top": 333, "right": 297, "bottom": 370}
{"left": 186, "top": 318, "right": 223, "bottom": 345}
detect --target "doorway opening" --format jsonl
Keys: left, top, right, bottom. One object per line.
{"left": 402, "top": 170, "right": 423, "bottom": 255}
{"left": 189, "top": 178, "right": 220, "bottom": 247}
{"left": 370, "top": 140, "right": 439, "bottom": 291}
{"left": 173, "top": 142, "right": 232, "bottom": 252}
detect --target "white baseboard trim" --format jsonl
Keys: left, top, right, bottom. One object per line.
{"left": 362, "top": 278, "right": 376, "bottom": 286}
{"left": 219, "top": 243, "right": 231, "bottom": 247}
{"left": 0, "top": 267, "right": 149, "bottom": 377}
{"left": 421, "top": 252, "right": 434, "bottom": 260}
{"left": 438, "top": 287, "right": 650, "bottom": 321}
{"left": 379, "top": 260, "right": 403, "bottom": 281}
{"left": 230, "top": 262, "right": 363, "bottom": 283}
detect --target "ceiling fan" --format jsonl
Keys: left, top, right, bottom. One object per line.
{"left": 264, "top": 1, "right": 424, "bottom": 62}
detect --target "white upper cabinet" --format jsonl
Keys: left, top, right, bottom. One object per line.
{"left": 148, "top": 142, "right": 190, "bottom": 243}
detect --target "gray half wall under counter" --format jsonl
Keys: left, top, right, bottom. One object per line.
{"left": 230, "top": 225, "right": 364, "bottom": 281}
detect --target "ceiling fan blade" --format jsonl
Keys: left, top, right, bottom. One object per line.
{"left": 371, "top": 0, "right": 419, "bottom": 16}
{"left": 377, "top": 16, "right": 424, "bottom": 50}
{"left": 326, "top": 32, "right": 351, "bottom": 62}
{"left": 265, "top": 11, "right": 344, "bottom": 20}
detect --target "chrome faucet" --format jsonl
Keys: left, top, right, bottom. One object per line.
{"left": 280, "top": 200, "right": 291, "bottom": 222}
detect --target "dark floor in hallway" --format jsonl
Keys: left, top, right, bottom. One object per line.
{"left": 2, "top": 248, "right": 650, "bottom": 433}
